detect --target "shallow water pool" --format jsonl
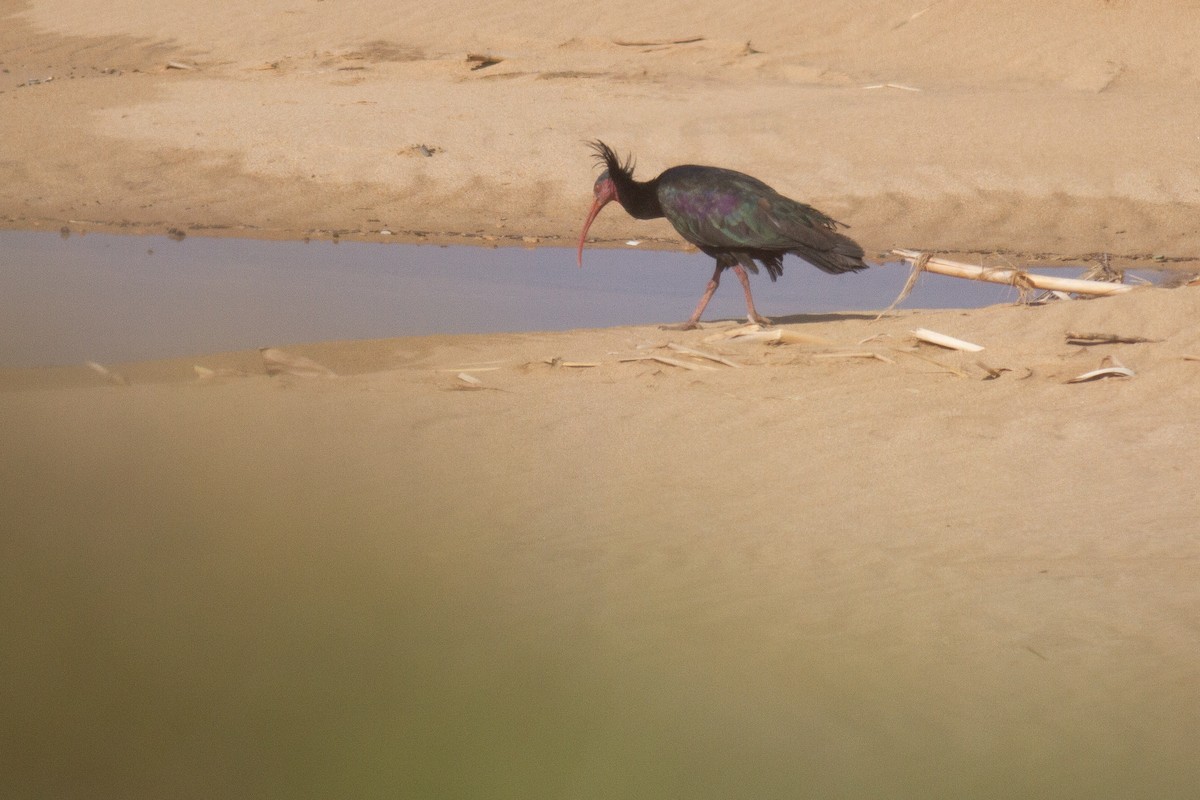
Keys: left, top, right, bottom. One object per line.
{"left": 1, "top": 230, "right": 1030, "bottom": 367}
{"left": 1, "top": 229, "right": 1196, "bottom": 800}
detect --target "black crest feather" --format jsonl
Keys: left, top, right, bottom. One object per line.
{"left": 588, "top": 140, "right": 635, "bottom": 181}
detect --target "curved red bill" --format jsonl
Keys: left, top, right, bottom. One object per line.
{"left": 576, "top": 179, "right": 617, "bottom": 267}
{"left": 577, "top": 198, "right": 606, "bottom": 267}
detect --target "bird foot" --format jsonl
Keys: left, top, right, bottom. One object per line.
{"left": 659, "top": 321, "right": 702, "bottom": 331}
{"left": 748, "top": 314, "right": 772, "bottom": 326}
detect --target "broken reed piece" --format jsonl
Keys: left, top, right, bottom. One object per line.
{"left": 891, "top": 249, "right": 1136, "bottom": 297}
{"left": 1065, "top": 331, "right": 1161, "bottom": 345}
{"left": 542, "top": 357, "right": 599, "bottom": 368}
{"left": 1067, "top": 356, "right": 1135, "bottom": 383}
{"left": 812, "top": 351, "right": 896, "bottom": 364}
{"left": 702, "top": 323, "right": 761, "bottom": 342}
{"left": 976, "top": 361, "right": 1011, "bottom": 380}
{"left": 706, "top": 327, "right": 836, "bottom": 346}
{"left": 665, "top": 342, "right": 742, "bottom": 368}
{"left": 618, "top": 355, "right": 717, "bottom": 371}
{"left": 875, "top": 251, "right": 927, "bottom": 319}
{"left": 861, "top": 83, "right": 922, "bottom": 92}
{"left": 612, "top": 36, "right": 705, "bottom": 46}
{"left": 910, "top": 328, "right": 984, "bottom": 352}
{"left": 451, "top": 372, "right": 513, "bottom": 392}
{"left": 194, "top": 365, "right": 249, "bottom": 380}
{"left": 466, "top": 53, "right": 503, "bottom": 70}
{"left": 891, "top": 348, "right": 971, "bottom": 378}
{"left": 86, "top": 361, "right": 129, "bottom": 386}
{"left": 259, "top": 347, "right": 336, "bottom": 378}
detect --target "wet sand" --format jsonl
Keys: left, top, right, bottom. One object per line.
{"left": 2, "top": 2, "right": 1200, "bottom": 798}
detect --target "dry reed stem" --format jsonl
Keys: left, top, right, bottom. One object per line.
{"left": 666, "top": 343, "right": 742, "bottom": 367}
{"left": 891, "top": 249, "right": 1135, "bottom": 296}
{"left": 910, "top": 328, "right": 985, "bottom": 352}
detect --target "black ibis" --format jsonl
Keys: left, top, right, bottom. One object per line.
{"left": 577, "top": 141, "right": 868, "bottom": 328}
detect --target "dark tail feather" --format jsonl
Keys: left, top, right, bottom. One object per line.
{"left": 790, "top": 231, "right": 868, "bottom": 275}
{"left": 761, "top": 254, "right": 783, "bottom": 281}
{"left": 733, "top": 252, "right": 786, "bottom": 282}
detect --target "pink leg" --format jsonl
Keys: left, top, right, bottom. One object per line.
{"left": 733, "top": 265, "right": 772, "bottom": 325}
{"left": 662, "top": 262, "right": 723, "bottom": 330}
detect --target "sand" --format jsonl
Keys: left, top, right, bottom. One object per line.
{"left": 3, "top": 0, "right": 1200, "bottom": 264}
{"left": 2, "top": 1, "right": 1200, "bottom": 798}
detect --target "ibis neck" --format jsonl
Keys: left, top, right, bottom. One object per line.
{"left": 615, "top": 176, "right": 663, "bottom": 220}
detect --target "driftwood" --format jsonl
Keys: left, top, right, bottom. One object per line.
{"left": 891, "top": 249, "right": 1135, "bottom": 297}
